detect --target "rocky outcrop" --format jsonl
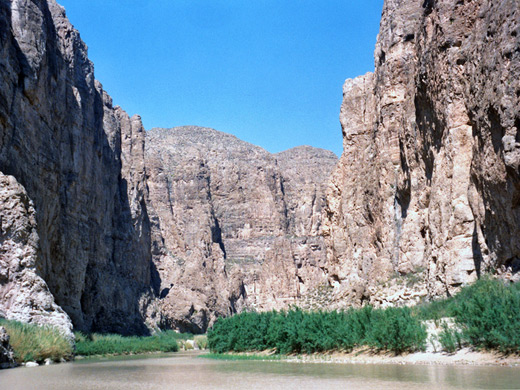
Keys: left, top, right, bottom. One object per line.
{"left": 324, "top": 0, "right": 520, "bottom": 306}
{"left": 0, "top": 173, "right": 72, "bottom": 337}
{"left": 0, "top": 326, "right": 15, "bottom": 369}
{"left": 0, "top": 0, "right": 153, "bottom": 334}
{"left": 2, "top": 0, "right": 518, "bottom": 335}
{"left": 145, "top": 127, "right": 337, "bottom": 332}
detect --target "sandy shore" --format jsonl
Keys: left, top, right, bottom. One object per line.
{"left": 276, "top": 348, "right": 520, "bottom": 367}
{"left": 222, "top": 346, "right": 520, "bottom": 367}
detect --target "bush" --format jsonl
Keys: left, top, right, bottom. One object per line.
{"left": 437, "top": 321, "right": 462, "bottom": 353}
{"left": 74, "top": 330, "right": 179, "bottom": 356}
{"left": 412, "top": 296, "right": 456, "bottom": 321}
{"left": 365, "top": 307, "right": 427, "bottom": 354}
{"left": 207, "top": 306, "right": 427, "bottom": 355}
{"left": 451, "top": 278, "right": 520, "bottom": 353}
{"left": 207, "top": 278, "right": 520, "bottom": 356}
{"left": 0, "top": 319, "right": 73, "bottom": 363}
{"left": 194, "top": 335, "right": 208, "bottom": 349}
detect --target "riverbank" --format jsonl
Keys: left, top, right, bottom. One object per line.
{"left": 207, "top": 278, "right": 520, "bottom": 358}
{"left": 202, "top": 348, "right": 520, "bottom": 367}
{"left": 0, "top": 318, "right": 208, "bottom": 368}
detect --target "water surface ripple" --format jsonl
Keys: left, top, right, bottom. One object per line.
{"left": 1, "top": 352, "right": 519, "bottom": 389}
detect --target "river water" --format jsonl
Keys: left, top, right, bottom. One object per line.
{"left": 1, "top": 352, "right": 519, "bottom": 389}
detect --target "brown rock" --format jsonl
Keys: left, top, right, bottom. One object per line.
{"left": 145, "top": 127, "right": 337, "bottom": 331}
{"left": 324, "top": 0, "right": 520, "bottom": 306}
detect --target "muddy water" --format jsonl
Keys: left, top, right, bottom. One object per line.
{"left": 1, "top": 352, "right": 519, "bottom": 389}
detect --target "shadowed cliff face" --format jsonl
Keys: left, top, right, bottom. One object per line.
{"left": 145, "top": 127, "right": 337, "bottom": 332}
{"left": 0, "top": 0, "right": 153, "bottom": 335}
{"left": 324, "top": 0, "right": 520, "bottom": 307}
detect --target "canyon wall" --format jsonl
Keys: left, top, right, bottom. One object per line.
{"left": 0, "top": 0, "right": 153, "bottom": 335}
{"left": 0, "top": 0, "right": 336, "bottom": 334}
{"left": 145, "top": 127, "right": 336, "bottom": 332}
{"left": 1, "top": 0, "right": 519, "bottom": 335}
{"left": 324, "top": 0, "right": 520, "bottom": 306}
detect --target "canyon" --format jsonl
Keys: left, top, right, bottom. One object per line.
{"left": 0, "top": 0, "right": 519, "bottom": 336}
{"left": 323, "top": 0, "right": 520, "bottom": 308}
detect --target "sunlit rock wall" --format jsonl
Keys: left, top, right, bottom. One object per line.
{"left": 324, "top": 0, "right": 520, "bottom": 306}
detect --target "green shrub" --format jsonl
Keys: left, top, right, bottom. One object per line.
{"left": 412, "top": 296, "right": 456, "bottom": 321}
{"left": 451, "top": 278, "right": 520, "bottom": 353}
{"left": 207, "top": 305, "right": 426, "bottom": 355}
{"left": 207, "top": 278, "right": 520, "bottom": 356}
{"left": 0, "top": 319, "right": 73, "bottom": 363}
{"left": 437, "top": 321, "right": 462, "bottom": 353}
{"left": 74, "top": 330, "right": 179, "bottom": 356}
{"left": 365, "top": 307, "right": 427, "bottom": 354}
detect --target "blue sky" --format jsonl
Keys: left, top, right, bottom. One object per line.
{"left": 58, "top": 1, "right": 384, "bottom": 156}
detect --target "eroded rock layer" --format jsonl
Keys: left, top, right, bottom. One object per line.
{"left": 145, "top": 127, "right": 337, "bottom": 332}
{"left": 0, "top": 0, "right": 153, "bottom": 334}
{"left": 324, "top": 0, "right": 520, "bottom": 306}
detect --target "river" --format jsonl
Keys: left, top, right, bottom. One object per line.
{"left": 1, "top": 352, "right": 519, "bottom": 389}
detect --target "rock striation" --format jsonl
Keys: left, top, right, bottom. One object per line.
{"left": 145, "top": 127, "right": 337, "bottom": 332}
{"left": 324, "top": 0, "right": 520, "bottom": 306}
{"left": 0, "top": 0, "right": 336, "bottom": 335}
{"left": 0, "top": 0, "right": 153, "bottom": 334}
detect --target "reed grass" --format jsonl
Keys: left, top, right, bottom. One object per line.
{"left": 0, "top": 319, "right": 73, "bottom": 363}
{"left": 74, "top": 330, "right": 181, "bottom": 356}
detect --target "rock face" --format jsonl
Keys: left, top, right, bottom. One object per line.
{"left": 0, "top": 0, "right": 336, "bottom": 335}
{"left": 1, "top": 0, "right": 518, "bottom": 336}
{"left": 0, "top": 326, "right": 15, "bottom": 369}
{"left": 0, "top": 173, "right": 72, "bottom": 338}
{"left": 145, "top": 127, "right": 337, "bottom": 332}
{"left": 0, "top": 0, "right": 153, "bottom": 334}
{"left": 324, "top": 0, "right": 520, "bottom": 306}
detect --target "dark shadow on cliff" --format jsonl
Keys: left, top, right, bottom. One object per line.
{"left": 468, "top": 107, "right": 520, "bottom": 275}
{"left": 0, "top": 0, "right": 153, "bottom": 336}
{"left": 472, "top": 224, "right": 482, "bottom": 278}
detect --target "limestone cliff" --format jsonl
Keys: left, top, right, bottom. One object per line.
{"left": 0, "top": 0, "right": 153, "bottom": 334}
{"left": 145, "top": 127, "right": 337, "bottom": 332}
{"left": 2, "top": 0, "right": 518, "bottom": 336}
{"left": 324, "top": 0, "right": 520, "bottom": 306}
{"left": 0, "top": 0, "right": 336, "bottom": 335}
{"left": 0, "top": 172, "right": 72, "bottom": 337}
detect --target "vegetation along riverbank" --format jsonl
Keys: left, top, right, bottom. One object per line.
{"left": 0, "top": 319, "right": 73, "bottom": 365}
{"left": 2, "top": 277, "right": 519, "bottom": 368}
{"left": 207, "top": 278, "right": 520, "bottom": 361}
{"left": 0, "top": 319, "right": 208, "bottom": 367}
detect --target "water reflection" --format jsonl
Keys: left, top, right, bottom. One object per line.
{"left": 0, "top": 352, "right": 518, "bottom": 390}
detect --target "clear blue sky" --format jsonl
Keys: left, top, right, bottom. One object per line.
{"left": 57, "top": 0, "right": 384, "bottom": 156}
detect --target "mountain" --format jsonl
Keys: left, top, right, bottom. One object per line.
{"left": 323, "top": 0, "right": 520, "bottom": 306}
{"left": 0, "top": 0, "right": 518, "bottom": 335}
{"left": 145, "top": 126, "right": 337, "bottom": 332}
